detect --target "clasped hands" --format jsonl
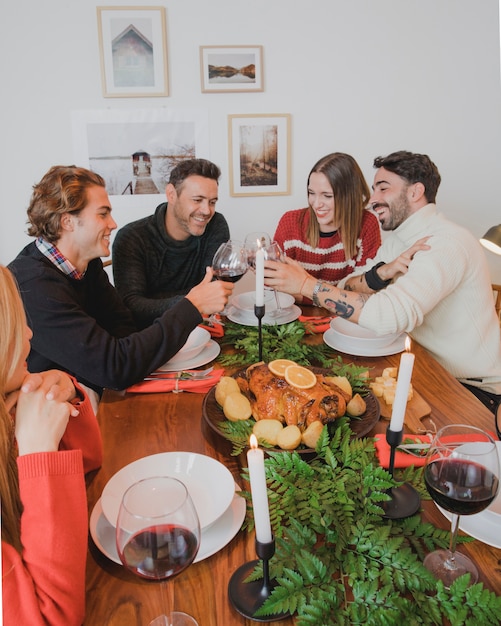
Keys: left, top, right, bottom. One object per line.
{"left": 9, "top": 370, "right": 81, "bottom": 457}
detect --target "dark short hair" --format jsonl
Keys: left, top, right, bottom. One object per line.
{"left": 168, "top": 158, "right": 221, "bottom": 192}
{"left": 373, "top": 150, "right": 441, "bottom": 203}
{"left": 27, "top": 165, "right": 106, "bottom": 243}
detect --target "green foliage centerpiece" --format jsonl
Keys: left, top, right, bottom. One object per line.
{"left": 239, "top": 419, "right": 501, "bottom": 625}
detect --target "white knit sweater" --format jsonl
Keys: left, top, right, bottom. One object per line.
{"left": 339, "top": 204, "right": 501, "bottom": 394}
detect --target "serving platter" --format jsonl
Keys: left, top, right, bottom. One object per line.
{"left": 202, "top": 367, "right": 380, "bottom": 456}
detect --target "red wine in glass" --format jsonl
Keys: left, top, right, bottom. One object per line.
{"left": 424, "top": 458, "right": 498, "bottom": 516}
{"left": 423, "top": 425, "right": 499, "bottom": 588}
{"left": 212, "top": 269, "right": 246, "bottom": 283}
{"left": 116, "top": 476, "right": 201, "bottom": 624}
{"left": 120, "top": 523, "right": 199, "bottom": 580}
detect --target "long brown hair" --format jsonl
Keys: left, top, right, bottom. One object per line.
{"left": 306, "top": 153, "right": 371, "bottom": 259}
{"left": 0, "top": 266, "right": 27, "bottom": 552}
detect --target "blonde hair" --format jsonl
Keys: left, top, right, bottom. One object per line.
{"left": 0, "top": 266, "right": 27, "bottom": 551}
{"left": 306, "top": 153, "right": 371, "bottom": 259}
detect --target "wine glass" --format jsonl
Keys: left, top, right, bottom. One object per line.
{"left": 116, "top": 476, "right": 201, "bottom": 626}
{"left": 244, "top": 232, "right": 271, "bottom": 269}
{"left": 211, "top": 240, "right": 248, "bottom": 316}
{"left": 212, "top": 240, "right": 248, "bottom": 284}
{"left": 264, "top": 241, "right": 286, "bottom": 317}
{"left": 423, "top": 424, "right": 500, "bottom": 587}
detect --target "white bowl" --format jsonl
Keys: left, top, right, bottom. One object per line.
{"left": 162, "top": 326, "right": 210, "bottom": 367}
{"left": 101, "top": 451, "right": 235, "bottom": 531}
{"left": 232, "top": 290, "right": 294, "bottom": 312}
{"left": 329, "top": 317, "right": 401, "bottom": 351}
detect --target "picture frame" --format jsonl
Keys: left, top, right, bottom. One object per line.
{"left": 200, "top": 45, "right": 264, "bottom": 93}
{"left": 71, "top": 108, "right": 210, "bottom": 212}
{"left": 97, "top": 6, "right": 169, "bottom": 98}
{"left": 228, "top": 113, "right": 291, "bottom": 197}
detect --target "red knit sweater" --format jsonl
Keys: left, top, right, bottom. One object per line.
{"left": 273, "top": 208, "right": 381, "bottom": 284}
{"left": 1, "top": 389, "right": 102, "bottom": 626}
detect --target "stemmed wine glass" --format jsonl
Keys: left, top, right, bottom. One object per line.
{"left": 244, "top": 233, "right": 285, "bottom": 316}
{"left": 211, "top": 240, "right": 248, "bottom": 315}
{"left": 423, "top": 424, "right": 500, "bottom": 587}
{"left": 116, "top": 476, "right": 201, "bottom": 626}
{"left": 264, "top": 241, "right": 286, "bottom": 317}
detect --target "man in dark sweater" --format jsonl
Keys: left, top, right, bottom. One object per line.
{"left": 8, "top": 165, "right": 234, "bottom": 399}
{"left": 112, "top": 158, "right": 230, "bottom": 329}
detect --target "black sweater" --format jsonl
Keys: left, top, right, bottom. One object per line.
{"left": 8, "top": 243, "right": 202, "bottom": 393}
{"left": 112, "top": 203, "right": 229, "bottom": 329}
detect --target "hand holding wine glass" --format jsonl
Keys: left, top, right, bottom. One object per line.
{"left": 116, "top": 476, "right": 201, "bottom": 626}
{"left": 423, "top": 424, "right": 499, "bottom": 587}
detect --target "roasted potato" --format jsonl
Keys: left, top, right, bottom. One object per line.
{"left": 276, "top": 425, "right": 302, "bottom": 450}
{"left": 253, "top": 419, "right": 284, "bottom": 446}
{"left": 346, "top": 393, "right": 367, "bottom": 416}
{"left": 223, "top": 392, "right": 252, "bottom": 422}
{"left": 301, "top": 420, "right": 324, "bottom": 449}
{"left": 215, "top": 376, "right": 241, "bottom": 407}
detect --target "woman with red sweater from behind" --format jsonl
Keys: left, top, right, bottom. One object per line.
{"left": 273, "top": 152, "right": 381, "bottom": 301}
{"left": 1, "top": 265, "right": 102, "bottom": 625}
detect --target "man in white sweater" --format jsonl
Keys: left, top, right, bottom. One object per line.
{"left": 265, "top": 150, "right": 501, "bottom": 413}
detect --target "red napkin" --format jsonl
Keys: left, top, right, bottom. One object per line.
{"left": 199, "top": 316, "right": 224, "bottom": 338}
{"left": 299, "top": 315, "right": 334, "bottom": 334}
{"left": 126, "top": 369, "right": 224, "bottom": 394}
{"left": 374, "top": 431, "right": 497, "bottom": 469}
{"left": 374, "top": 433, "right": 432, "bottom": 468}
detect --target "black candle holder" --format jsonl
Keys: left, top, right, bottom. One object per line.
{"left": 254, "top": 304, "right": 265, "bottom": 362}
{"left": 228, "top": 536, "right": 289, "bottom": 622}
{"left": 381, "top": 426, "right": 421, "bottom": 519}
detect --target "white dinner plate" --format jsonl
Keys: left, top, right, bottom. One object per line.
{"left": 101, "top": 452, "right": 235, "bottom": 531}
{"left": 227, "top": 304, "right": 301, "bottom": 327}
{"left": 323, "top": 328, "right": 407, "bottom": 357}
{"left": 435, "top": 441, "right": 501, "bottom": 549}
{"left": 158, "top": 340, "right": 220, "bottom": 372}
{"left": 90, "top": 487, "right": 246, "bottom": 565}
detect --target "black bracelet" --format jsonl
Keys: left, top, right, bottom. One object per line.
{"left": 365, "top": 261, "right": 391, "bottom": 291}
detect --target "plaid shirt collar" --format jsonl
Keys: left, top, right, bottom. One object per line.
{"left": 35, "top": 237, "right": 86, "bottom": 280}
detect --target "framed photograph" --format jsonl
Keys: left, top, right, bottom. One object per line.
{"left": 200, "top": 45, "right": 264, "bottom": 93}
{"left": 97, "top": 6, "right": 168, "bottom": 98}
{"left": 228, "top": 113, "right": 291, "bottom": 197}
{"left": 71, "top": 108, "right": 210, "bottom": 211}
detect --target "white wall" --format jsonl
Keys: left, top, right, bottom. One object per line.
{"left": 2, "top": 0, "right": 501, "bottom": 281}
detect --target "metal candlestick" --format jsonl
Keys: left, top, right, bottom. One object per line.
{"left": 228, "top": 536, "right": 289, "bottom": 622}
{"left": 254, "top": 304, "right": 265, "bottom": 361}
{"left": 381, "top": 426, "right": 421, "bottom": 519}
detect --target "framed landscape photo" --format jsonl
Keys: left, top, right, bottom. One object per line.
{"left": 200, "top": 45, "right": 263, "bottom": 93}
{"left": 97, "top": 6, "right": 169, "bottom": 98}
{"left": 228, "top": 113, "right": 291, "bottom": 197}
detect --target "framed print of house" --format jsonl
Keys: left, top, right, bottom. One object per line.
{"left": 97, "top": 6, "right": 169, "bottom": 97}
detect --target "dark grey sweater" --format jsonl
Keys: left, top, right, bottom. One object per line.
{"left": 112, "top": 203, "right": 229, "bottom": 329}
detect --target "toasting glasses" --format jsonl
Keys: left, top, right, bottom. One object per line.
{"left": 423, "top": 424, "right": 499, "bottom": 587}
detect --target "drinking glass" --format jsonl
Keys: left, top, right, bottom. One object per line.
{"left": 211, "top": 240, "right": 248, "bottom": 315}
{"left": 264, "top": 241, "right": 286, "bottom": 316}
{"left": 423, "top": 424, "right": 499, "bottom": 587}
{"left": 212, "top": 240, "right": 248, "bottom": 283}
{"left": 116, "top": 476, "right": 201, "bottom": 626}
{"left": 244, "top": 232, "right": 271, "bottom": 269}
{"left": 244, "top": 233, "right": 285, "bottom": 316}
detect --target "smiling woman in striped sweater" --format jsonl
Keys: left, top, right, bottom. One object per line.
{"left": 273, "top": 152, "right": 381, "bottom": 302}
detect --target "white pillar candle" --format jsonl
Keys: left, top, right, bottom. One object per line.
{"left": 247, "top": 434, "right": 272, "bottom": 543}
{"left": 255, "top": 244, "right": 265, "bottom": 307}
{"left": 389, "top": 337, "right": 415, "bottom": 433}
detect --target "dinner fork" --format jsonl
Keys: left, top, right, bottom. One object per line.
{"left": 144, "top": 366, "right": 214, "bottom": 381}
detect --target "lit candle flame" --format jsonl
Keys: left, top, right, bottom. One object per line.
{"left": 250, "top": 433, "right": 258, "bottom": 449}
{"left": 405, "top": 336, "right": 412, "bottom": 352}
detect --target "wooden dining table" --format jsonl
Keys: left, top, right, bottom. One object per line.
{"left": 84, "top": 310, "right": 501, "bottom": 625}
